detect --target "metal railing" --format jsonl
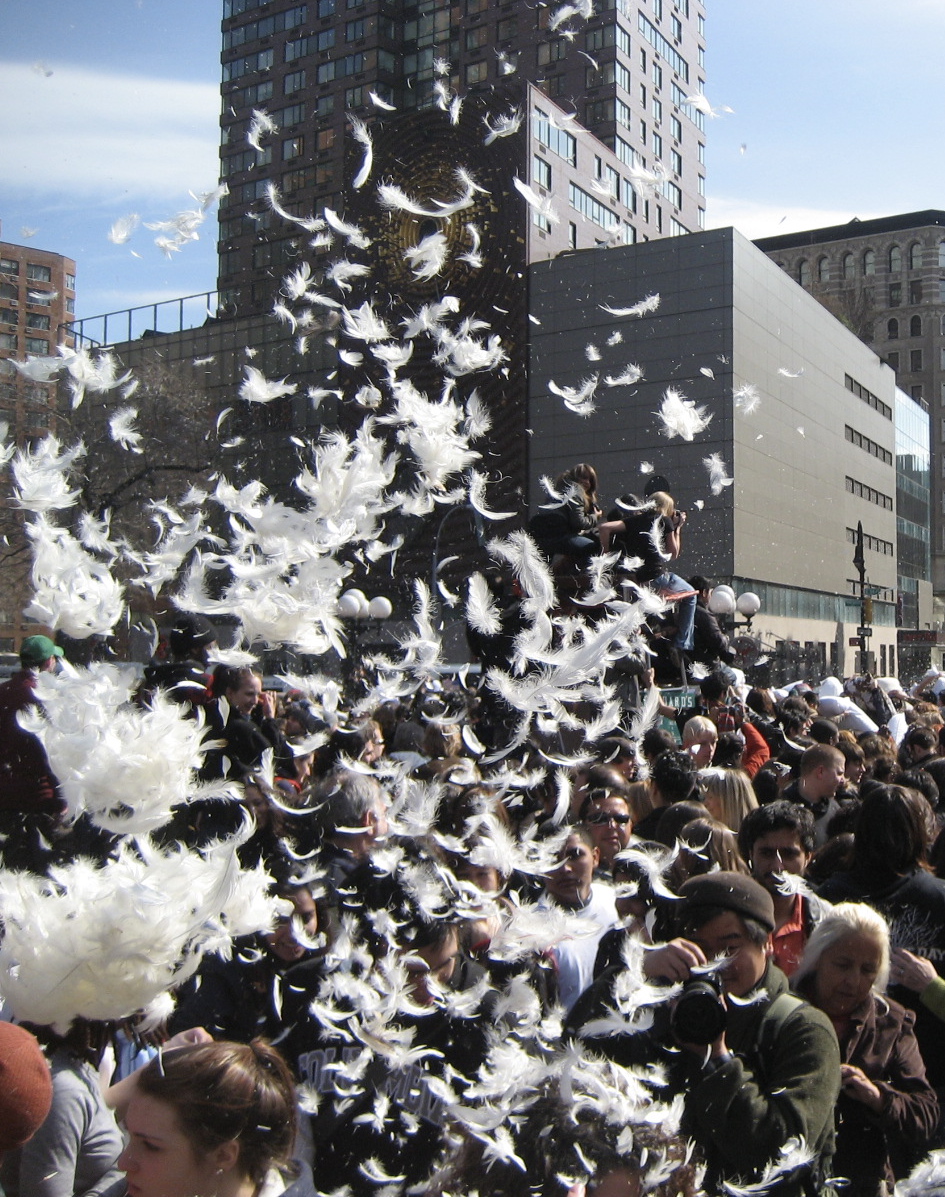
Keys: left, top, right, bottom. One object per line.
{"left": 62, "top": 290, "right": 221, "bottom": 349}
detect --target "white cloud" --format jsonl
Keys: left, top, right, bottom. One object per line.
{"left": 705, "top": 197, "right": 887, "bottom": 243}
{"left": 0, "top": 61, "right": 219, "bottom": 200}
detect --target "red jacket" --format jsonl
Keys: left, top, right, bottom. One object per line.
{"left": 0, "top": 670, "right": 61, "bottom": 813}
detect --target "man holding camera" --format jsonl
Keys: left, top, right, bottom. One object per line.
{"left": 569, "top": 872, "right": 840, "bottom": 1196}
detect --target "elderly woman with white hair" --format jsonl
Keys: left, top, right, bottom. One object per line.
{"left": 793, "top": 902, "right": 938, "bottom": 1197}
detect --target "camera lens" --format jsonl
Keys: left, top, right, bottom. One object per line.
{"left": 670, "top": 979, "right": 727, "bottom": 1045}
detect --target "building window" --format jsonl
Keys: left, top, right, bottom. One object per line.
{"left": 315, "top": 94, "right": 334, "bottom": 117}
{"left": 797, "top": 260, "right": 811, "bottom": 287}
{"left": 652, "top": 97, "right": 662, "bottom": 122}
{"left": 568, "top": 221, "right": 577, "bottom": 249}
{"left": 842, "top": 252, "right": 855, "bottom": 281}
{"left": 912, "top": 385, "right": 924, "bottom": 401}
{"left": 889, "top": 281, "right": 902, "bottom": 307}
{"left": 25, "top": 313, "right": 50, "bottom": 330}
{"left": 0, "top": 333, "right": 16, "bottom": 351}
{"left": 671, "top": 148, "right": 682, "bottom": 174}
{"left": 910, "top": 280, "right": 923, "bottom": 303}
{"left": 652, "top": 131, "right": 663, "bottom": 158}
{"left": 0, "top": 258, "right": 18, "bottom": 274}
{"left": 0, "top": 283, "right": 16, "bottom": 302}
{"left": 28, "top": 290, "right": 53, "bottom": 305}
{"left": 26, "top": 264, "right": 51, "bottom": 282}
{"left": 863, "top": 249, "right": 876, "bottom": 275}
{"left": 533, "top": 156, "right": 551, "bottom": 189}
{"left": 466, "top": 24, "right": 488, "bottom": 49}
{"left": 886, "top": 351, "right": 900, "bottom": 370}
{"left": 888, "top": 245, "right": 901, "bottom": 272}
{"left": 25, "top": 337, "right": 47, "bottom": 354}
{"left": 817, "top": 256, "right": 829, "bottom": 283}
{"left": 465, "top": 60, "right": 488, "bottom": 85}
{"left": 911, "top": 349, "right": 923, "bottom": 372}
{"left": 316, "top": 128, "right": 335, "bottom": 150}
{"left": 284, "top": 69, "right": 305, "bottom": 94}
{"left": 283, "top": 136, "right": 303, "bottom": 160}
{"left": 346, "top": 17, "right": 365, "bottom": 39}
{"left": 538, "top": 39, "right": 568, "bottom": 65}
{"left": 497, "top": 15, "right": 517, "bottom": 38}
{"left": 671, "top": 115, "right": 682, "bottom": 140}
{"left": 652, "top": 62, "right": 663, "bottom": 88}
{"left": 910, "top": 242, "right": 923, "bottom": 270}
{"left": 66, "top": 273, "right": 75, "bottom": 290}
{"left": 887, "top": 318, "right": 899, "bottom": 338}
{"left": 910, "top": 315, "right": 922, "bottom": 337}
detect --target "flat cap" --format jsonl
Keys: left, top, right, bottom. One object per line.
{"left": 678, "top": 870, "right": 775, "bottom": 933}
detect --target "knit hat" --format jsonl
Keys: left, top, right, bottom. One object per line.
{"left": 678, "top": 871, "right": 776, "bottom": 933}
{"left": 0, "top": 1023, "right": 53, "bottom": 1151}
{"left": 169, "top": 614, "right": 216, "bottom": 657}
{"left": 20, "top": 635, "right": 63, "bottom": 666}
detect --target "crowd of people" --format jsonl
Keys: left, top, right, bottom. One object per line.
{"left": 8, "top": 472, "right": 945, "bottom": 1197}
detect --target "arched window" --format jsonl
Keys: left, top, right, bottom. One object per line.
{"left": 817, "top": 256, "right": 830, "bottom": 283}
{"left": 888, "top": 245, "right": 901, "bottom": 272}
{"left": 798, "top": 259, "right": 811, "bottom": 287}
{"left": 887, "top": 318, "right": 899, "bottom": 338}
{"left": 842, "top": 252, "right": 855, "bottom": 281}
{"left": 910, "top": 242, "right": 923, "bottom": 270}
{"left": 863, "top": 249, "right": 876, "bottom": 275}
{"left": 911, "top": 315, "right": 922, "bottom": 337}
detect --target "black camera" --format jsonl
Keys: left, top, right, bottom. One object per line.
{"left": 670, "top": 973, "right": 727, "bottom": 1045}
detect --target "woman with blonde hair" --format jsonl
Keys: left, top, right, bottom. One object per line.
{"left": 793, "top": 903, "right": 938, "bottom": 1197}
{"left": 681, "top": 715, "right": 718, "bottom": 768}
{"left": 699, "top": 765, "right": 757, "bottom": 833}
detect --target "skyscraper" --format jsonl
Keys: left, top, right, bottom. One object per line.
{"left": 217, "top": 0, "right": 707, "bottom": 315}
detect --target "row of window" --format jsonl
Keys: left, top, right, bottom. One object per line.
{"left": 846, "top": 476, "right": 893, "bottom": 511}
{"left": 886, "top": 316, "right": 925, "bottom": 339}
{"left": 0, "top": 260, "right": 69, "bottom": 286}
{"left": 0, "top": 333, "right": 50, "bottom": 354}
{"left": 223, "top": 5, "right": 306, "bottom": 50}
{"left": 793, "top": 242, "right": 945, "bottom": 284}
{"left": 846, "top": 527, "right": 894, "bottom": 557}
{"left": 0, "top": 311, "right": 50, "bottom": 330}
{"left": 845, "top": 373, "right": 892, "bottom": 420}
{"left": 845, "top": 425, "right": 893, "bottom": 466}
{"left": 884, "top": 350, "right": 924, "bottom": 373}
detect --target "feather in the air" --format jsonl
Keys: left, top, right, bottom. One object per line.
{"left": 656, "top": 387, "right": 712, "bottom": 441}
{"left": 513, "top": 177, "right": 560, "bottom": 224}
{"left": 239, "top": 365, "right": 298, "bottom": 404}
{"left": 703, "top": 453, "right": 734, "bottom": 495}
{"left": 108, "top": 213, "right": 140, "bottom": 245}
{"left": 599, "top": 294, "right": 660, "bottom": 318}
{"left": 247, "top": 108, "right": 278, "bottom": 151}
{"left": 349, "top": 115, "right": 373, "bottom": 189}
{"left": 108, "top": 407, "right": 143, "bottom": 453}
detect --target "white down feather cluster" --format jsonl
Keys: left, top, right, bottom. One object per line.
{"left": 0, "top": 838, "right": 283, "bottom": 1033}
{"left": 20, "top": 663, "right": 226, "bottom": 834}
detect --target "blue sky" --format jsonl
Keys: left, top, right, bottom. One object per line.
{"left": 3, "top": 0, "right": 945, "bottom": 321}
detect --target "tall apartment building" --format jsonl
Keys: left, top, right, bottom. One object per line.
{"left": 755, "top": 211, "right": 945, "bottom": 609}
{"left": 217, "top": 0, "right": 707, "bottom": 314}
{"left": 0, "top": 240, "right": 76, "bottom": 650}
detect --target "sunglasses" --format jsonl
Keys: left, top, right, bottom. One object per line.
{"left": 586, "top": 812, "right": 632, "bottom": 826}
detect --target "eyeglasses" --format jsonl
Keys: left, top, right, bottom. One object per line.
{"left": 586, "top": 812, "right": 632, "bottom": 827}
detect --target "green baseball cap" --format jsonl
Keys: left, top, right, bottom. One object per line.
{"left": 20, "top": 635, "right": 64, "bottom": 666}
